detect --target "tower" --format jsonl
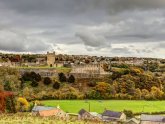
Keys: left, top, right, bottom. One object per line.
{"left": 47, "top": 51, "right": 55, "bottom": 67}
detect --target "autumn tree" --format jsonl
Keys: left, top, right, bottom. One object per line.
{"left": 151, "top": 86, "right": 164, "bottom": 99}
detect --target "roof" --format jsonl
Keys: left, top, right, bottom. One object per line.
{"left": 141, "top": 114, "right": 165, "bottom": 122}
{"left": 90, "top": 112, "right": 102, "bottom": 119}
{"left": 32, "top": 106, "right": 56, "bottom": 112}
{"left": 38, "top": 109, "right": 60, "bottom": 117}
{"left": 127, "top": 118, "right": 140, "bottom": 124}
{"left": 102, "top": 110, "right": 122, "bottom": 118}
{"left": 78, "top": 109, "right": 88, "bottom": 116}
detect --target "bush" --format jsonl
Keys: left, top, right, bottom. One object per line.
{"left": 53, "top": 82, "right": 60, "bottom": 89}
{"left": 31, "top": 80, "right": 38, "bottom": 87}
{"left": 43, "top": 77, "right": 52, "bottom": 85}
{"left": 123, "top": 110, "right": 134, "bottom": 118}
{"left": 87, "top": 81, "right": 97, "bottom": 87}
{"left": 16, "top": 97, "right": 29, "bottom": 112}
{"left": 68, "top": 75, "right": 75, "bottom": 83}
{"left": 58, "top": 73, "right": 67, "bottom": 82}
{"left": 22, "top": 71, "right": 41, "bottom": 82}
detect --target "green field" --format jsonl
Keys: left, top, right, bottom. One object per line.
{"left": 42, "top": 100, "right": 165, "bottom": 113}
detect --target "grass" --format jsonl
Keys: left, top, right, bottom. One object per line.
{"left": 0, "top": 113, "right": 97, "bottom": 124}
{"left": 42, "top": 100, "right": 165, "bottom": 114}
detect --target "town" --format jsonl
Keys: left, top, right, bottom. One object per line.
{"left": 0, "top": 51, "right": 165, "bottom": 123}
{"left": 1, "top": 0, "right": 165, "bottom": 123}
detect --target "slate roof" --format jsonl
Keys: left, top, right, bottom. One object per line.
{"left": 102, "top": 110, "right": 122, "bottom": 118}
{"left": 32, "top": 106, "right": 56, "bottom": 112}
{"left": 141, "top": 114, "right": 165, "bottom": 122}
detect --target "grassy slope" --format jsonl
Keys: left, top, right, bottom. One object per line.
{"left": 42, "top": 100, "right": 165, "bottom": 113}
{"left": 0, "top": 113, "right": 96, "bottom": 124}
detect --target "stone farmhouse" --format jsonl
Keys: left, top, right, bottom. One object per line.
{"left": 140, "top": 114, "right": 165, "bottom": 124}
{"left": 78, "top": 109, "right": 102, "bottom": 121}
{"left": 101, "top": 110, "right": 126, "bottom": 123}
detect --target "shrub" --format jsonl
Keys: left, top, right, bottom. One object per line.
{"left": 58, "top": 73, "right": 67, "bottom": 82}
{"left": 68, "top": 75, "right": 75, "bottom": 83}
{"left": 16, "top": 97, "right": 29, "bottom": 112}
{"left": 22, "top": 71, "right": 41, "bottom": 82}
{"left": 31, "top": 80, "right": 38, "bottom": 87}
{"left": 87, "top": 81, "right": 97, "bottom": 87}
{"left": 53, "top": 82, "right": 60, "bottom": 89}
{"left": 43, "top": 77, "right": 52, "bottom": 85}
{"left": 123, "top": 110, "right": 134, "bottom": 118}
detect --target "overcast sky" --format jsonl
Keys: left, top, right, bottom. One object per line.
{"left": 0, "top": 0, "right": 165, "bottom": 58}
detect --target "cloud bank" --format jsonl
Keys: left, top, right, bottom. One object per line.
{"left": 0, "top": 0, "right": 164, "bottom": 58}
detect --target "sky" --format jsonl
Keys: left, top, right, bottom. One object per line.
{"left": 0, "top": 0, "right": 165, "bottom": 58}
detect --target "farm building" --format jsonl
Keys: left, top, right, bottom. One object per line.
{"left": 32, "top": 106, "right": 68, "bottom": 119}
{"left": 102, "top": 110, "right": 126, "bottom": 123}
{"left": 32, "top": 106, "right": 55, "bottom": 115}
{"left": 126, "top": 118, "right": 140, "bottom": 124}
{"left": 78, "top": 109, "right": 102, "bottom": 121}
{"left": 140, "top": 114, "right": 165, "bottom": 124}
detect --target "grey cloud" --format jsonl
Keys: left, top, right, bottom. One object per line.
{"left": 75, "top": 31, "right": 111, "bottom": 49}
{"left": 0, "top": 0, "right": 164, "bottom": 58}
{"left": 2, "top": 0, "right": 165, "bottom": 16}
{"left": 0, "top": 29, "right": 52, "bottom": 52}
{"left": 111, "top": 47, "right": 131, "bottom": 54}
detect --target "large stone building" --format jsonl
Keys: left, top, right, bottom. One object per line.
{"left": 47, "top": 52, "right": 55, "bottom": 67}
{"left": 70, "top": 62, "right": 111, "bottom": 78}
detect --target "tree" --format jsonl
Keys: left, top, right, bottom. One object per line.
{"left": 30, "top": 72, "right": 41, "bottom": 82}
{"left": 68, "top": 75, "right": 75, "bottom": 83}
{"left": 31, "top": 80, "right": 38, "bottom": 87}
{"left": 94, "top": 82, "right": 113, "bottom": 99}
{"left": 134, "top": 88, "right": 141, "bottom": 99}
{"left": 58, "top": 73, "right": 67, "bottom": 82}
{"left": 151, "top": 86, "right": 164, "bottom": 99}
{"left": 141, "top": 89, "right": 149, "bottom": 99}
{"left": 123, "top": 110, "right": 134, "bottom": 118}
{"left": 53, "top": 82, "right": 60, "bottom": 89}
{"left": 4, "top": 81, "right": 12, "bottom": 91}
{"left": 0, "top": 67, "right": 21, "bottom": 91}
{"left": 43, "top": 77, "right": 52, "bottom": 85}
{"left": 16, "top": 97, "right": 29, "bottom": 112}
{"left": 22, "top": 72, "right": 41, "bottom": 82}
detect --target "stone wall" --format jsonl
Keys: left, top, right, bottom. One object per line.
{"left": 19, "top": 68, "right": 58, "bottom": 77}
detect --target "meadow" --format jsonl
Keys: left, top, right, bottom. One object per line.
{"left": 42, "top": 100, "right": 165, "bottom": 114}
{"left": 0, "top": 113, "right": 98, "bottom": 124}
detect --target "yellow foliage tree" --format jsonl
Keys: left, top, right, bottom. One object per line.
{"left": 16, "top": 97, "right": 29, "bottom": 112}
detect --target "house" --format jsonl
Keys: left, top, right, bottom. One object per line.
{"left": 78, "top": 109, "right": 102, "bottom": 121}
{"left": 32, "top": 106, "right": 56, "bottom": 115}
{"left": 32, "top": 106, "right": 68, "bottom": 119}
{"left": 126, "top": 118, "right": 140, "bottom": 124}
{"left": 140, "top": 114, "right": 165, "bottom": 124}
{"left": 102, "top": 110, "right": 126, "bottom": 123}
